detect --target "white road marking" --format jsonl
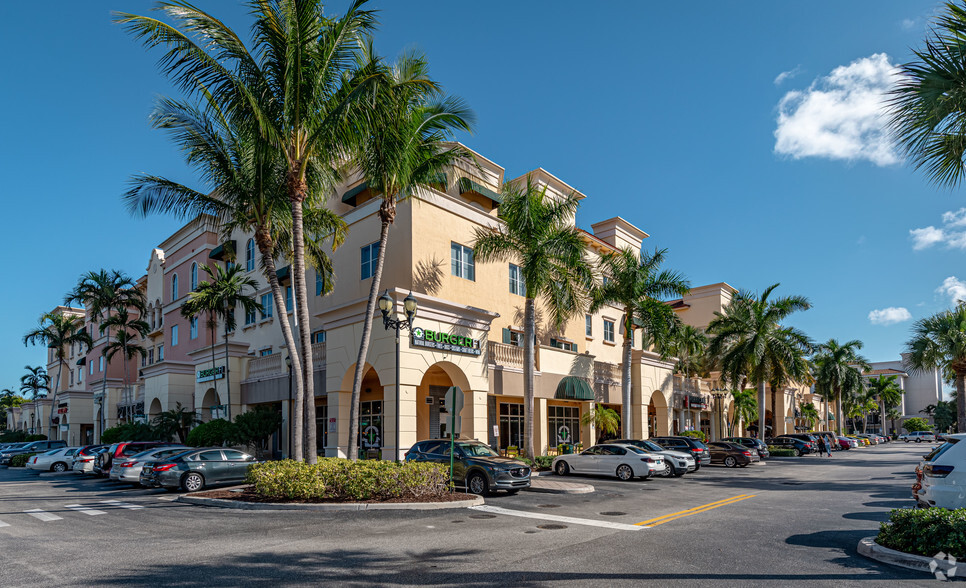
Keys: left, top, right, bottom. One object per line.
{"left": 65, "top": 504, "right": 107, "bottom": 516}
{"left": 24, "top": 509, "right": 62, "bottom": 522}
{"left": 468, "top": 505, "right": 643, "bottom": 531}
{"left": 100, "top": 500, "right": 144, "bottom": 510}
{"left": 156, "top": 495, "right": 178, "bottom": 502}
{"left": 0, "top": 520, "right": 9, "bottom": 528}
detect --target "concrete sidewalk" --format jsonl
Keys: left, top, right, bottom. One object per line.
{"left": 525, "top": 475, "right": 594, "bottom": 494}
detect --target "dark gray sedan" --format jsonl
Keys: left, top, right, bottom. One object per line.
{"left": 146, "top": 448, "right": 257, "bottom": 492}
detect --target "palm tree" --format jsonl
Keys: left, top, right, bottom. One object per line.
{"left": 662, "top": 323, "right": 707, "bottom": 432}
{"left": 800, "top": 402, "right": 819, "bottom": 431}
{"left": 581, "top": 407, "right": 621, "bottom": 443}
{"left": 22, "top": 312, "right": 92, "bottom": 438}
{"left": 729, "top": 388, "right": 758, "bottom": 436}
{"left": 152, "top": 402, "right": 200, "bottom": 444}
{"left": 102, "top": 308, "right": 150, "bottom": 422}
{"left": 66, "top": 269, "right": 146, "bottom": 439}
{"left": 888, "top": 2, "right": 966, "bottom": 188}
{"left": 865, "top": 374, "right": 904, "bottom": 435}
{"left": 906, "top": 304, "right": 966, "bottom": 432}
{"left": 707, "top": 284, "right": 812, "bottom": 439}
{"left": 117, "top": 0, "right": 382, "bottom": 464}
{"left": 812, "top": 339, "right": 870, "bottom": 436}
{"left": 473, "top": 176, "right": 593, "bottom": 458}
{"left": 346, "top": 51, "right": 475, "bottom": 460}
{"left": 19, "top": 366, "right": 50, "bottom": 401}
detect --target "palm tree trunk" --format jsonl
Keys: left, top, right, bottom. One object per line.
{"left": 770, "top": 382, "right": 777, "bottom": 435}
{"left": 758, "top": 381, "right": 766, "bottom": 440}
{"left": 100, "top": 321, "right": 111, "bottom": 441}
{"left": 210, "top": 314, "right": 217, "bottom": 414}
{"left": 122, "top": 347, "right": 129, "bottom": 422}
{"left": 224, "top": 312, "right": 231, "bottom": 421}
{"left": 49, "top": 355, "right": 63, "bottom": 440}
{"left": 290, "top": 197, "right": 317, "bottom": 465}
{"left": 957, "top": 372, "right": 966, "bottom": 433}
{"left": 257, "top": 233, "right": 305, "bottom": 462}
{"left": 349, "top": 213, "right": 392, "bottom": 461}
{"left": 621, "top": 322, "right": 633, "bottom": 439}
{"left": 524, "top": 297, "right": 536, "bottom": 458}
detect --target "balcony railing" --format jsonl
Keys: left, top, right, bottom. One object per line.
{"left": 312, "top": 341, "right": 326, "bottom": 370}
{"left": 673, "top": 375, "right": 701, "bottom": 394}
{"left": 594, "top": 361, "right": 621, "bottom": 383}
{"left": 488, "top": 341, "right": 524, "bottom": 369}
{"left": 117, "top": 387, "right": 144, "bottom": 407}
{"left": 246, "top": 353, "right": 284, "bottom": 380}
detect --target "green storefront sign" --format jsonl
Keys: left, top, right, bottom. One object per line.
{"left": 411, "top": 327, "right": 481, "bottom": 356}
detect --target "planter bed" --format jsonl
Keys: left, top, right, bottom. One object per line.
{"left": 193, "top": 485, "right": 475, "bottom": 504}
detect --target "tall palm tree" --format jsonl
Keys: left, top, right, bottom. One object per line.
{"left": 812, "top": 339, "right": 870, "bottom": 436}
{"left": 66, "top": 270, "right": 146, "bottom": 439}
{"left": 707, "top": 284, "right": 812, "bottom": 439}
{"left": 20, "top": 366, "right": 50, "bottom": 401}
{"left": 117, "top": 0, "right": 381, "bottom": 464}
{"left": 22, "top": 312, "right": 92, "bottom": 438}
{"left": 888, "top": 2, "right": 966, "bottom": 188}
{"left": 865, "top": 374, "right": 904, "bottom": 435}
{"left": 906, "top": 304, "right": 966, "bottom": 432}
{"left": 729, "top": 388, "right": 758, "bottom": 436}
{"left": 473, "top": 176, "right": 593, "bottom": 458}
{"left": 102, "top": 308, "right": 150, "bottom": 422}
{"left": 347, "top": 50, "right": 475, "bottom": 460}
{"left": 800, "top": 402, "right": 819, "bottom": 431}
{"left": 662, "top": 324, "right": 707, "bottom": 432}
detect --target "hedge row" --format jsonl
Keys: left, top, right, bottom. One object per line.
{"left": 877, "top": 508, "right": 966, "bottom": 558}
{"left": 246, "top": 459, "right": 450, "bottom": 501}
{"left": 767, "top": 447, "right": 798, "bottom": 457}
{"left": 9, "top": 453, "right": 38, "bottom": 467}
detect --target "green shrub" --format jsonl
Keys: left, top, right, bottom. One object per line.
{"left": 902, "top": 417, "right": 933, "bottom": 433}
{"left": 877, "top": 507, "right": 966, "bottom": 558}
{"left": 680, "top": 430, "right": 707, "bottom": 443}
{"left": 101, "top": 423, "right": 157, "bottom": 444}
{"left": 246, "top": 459, "right": 450, "bottom": 502}
{"left": 25, "top": 434, "right": 47, "bottom": 442}
{"left": 534, "top": 456, "right": 554, "bottom": 469}
{"left": 10, "top": 453, "right": 38, "bottom": 467}
{"left": 186, "top": 419, "right": 239, "bottom": 447}
{"left": 766, "top": 447, "right": 797, "bottom": 457}
{"left": 0, "top": 431, "right": 28, "bottom": 443}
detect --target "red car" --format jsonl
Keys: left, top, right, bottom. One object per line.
{"left": 95, "top": 441, "right": 169, "bottom": 477}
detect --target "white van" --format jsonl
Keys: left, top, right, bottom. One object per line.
{"left": 899, "top": 431, "right": 937, "bottom": 443}
{"left": 917, "top": 434, "right": 966, "bottom": 508}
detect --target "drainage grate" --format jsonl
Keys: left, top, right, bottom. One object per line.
{"left": 599, "top": 511, "right": 627, "bottom": 516}
{"left": 451, "top": 520, "right": 465, "bottom": 523}
{"left": 469, "top": 514, "right": 496, "bottom": 519}
{"left": 537, "top": 504, "right": 561, "bottom": 508}
{"left": 537, "top": 524, "right": 567, "bottom": 530}
{"left": 524, "top": 530, "right": 539, "bottom": 534}
{"left": 781, "top": 482, "right": 804, "bottom": 486}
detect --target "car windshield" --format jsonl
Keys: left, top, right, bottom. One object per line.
{"left": 640, "top": 440, "right": 664, "bottom": 452}
{"left": 623, "top": 446, "right": 648, "bottom": 455}
{"left": 691, "top": 440, "right": 709, "bottom": 449}
{"left": 458, "top": 443, "right": 499, "bottom": 457}
{"left": 925, "top": 439, "right": 959, "bottom": 462}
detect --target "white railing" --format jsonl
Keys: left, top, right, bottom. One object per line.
{"left": 246, "top": 353, "right": 284, "bottom": 380}
{"left": 488, "top": 341, "right": 524, "bottom": 368}
{"left": 312, "top": 342, "right": 326, "bottom": 370}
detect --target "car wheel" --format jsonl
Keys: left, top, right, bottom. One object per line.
{"left": 793, "top": 449, "right": 802, "bottom": 457}
{"left": 616, "top": 464, "right": 634, "bottom": 481}
{"left": 51, "top": 462, "right": 67, "bottom": 473}
{"left": 555, "top": 461, "right": 570, "bottom": 476}
{"left": 660, "top": 464, "right": 676, "bottom": 478}
{"left": 724, "top": 456, "right": 737, "bottom": 468}
{"left": 181, "top": 472, "right": 205, "bottom": 493}
{"left": 904, "top": 439, "right": 909, "bottom": 443}
{"left": 916, "top": 438, "right": 922, "bottom": 443}
{"left": 466, "top": 472, "right": 489, "bottom": 496}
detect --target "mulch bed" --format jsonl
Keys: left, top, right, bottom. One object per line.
{"left": 193, "top": 486, "right": 475, "bottom": 504}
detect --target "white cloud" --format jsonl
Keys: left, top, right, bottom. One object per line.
{"left": 942, "top": 208, "right": 966, "bottom": 227}
{"left": 901, "top": 18, "right": 917, "bottom": 30}
{"left": 774, "top": 66, "right": 803, "bottom": 86}
{"left": 774, "top": 53, "right": 900, "bottom": 166}
{"left": 910, "top": 226, "right": 947, "bottom": 250}
{"left": 868, "top": 307, "right": 912, "bottom": 325}
{"left": 937, "top": 276, "right": 966, "bottom": 305}
{"left": 909, "top": 209, "right": 966, "bottom": 250}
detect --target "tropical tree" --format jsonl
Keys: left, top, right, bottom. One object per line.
{"left": 102, "top": 307, "right": 149, "bottom": 422}
{"left": 117, "top": 0, "right": 383, "bottom": 464}
{"left": 581, "top": 407, "right": 621, "bottom": 442}
{"left": 661, "top": 323, "right": 707, "bottom": 432}
{"left": 473, "top": 176, "right": 593, "bottom": 458}
{"left": 0, "top": 389, "right": 26, "bottom": 431}
{"left": 811, "top": 339, "right": 869, "bottom": 436}
{"left": 706, "top": 284, "right": 812, "bottom": 439}
{"left": 19, "top": 366, "right": 50, "bottom": 400}
{"left": 152, "top": 402, "right": 200, "bottom": 444}
{"left": 729, "top": 389, "right": 758, "bottom": 436}
{"left": 22, "top": 312, "right": 92, "bottom": 438}
{"left": 888, "top": 1, "right": 966, "bottom": 189}
{"left": 800, "top": 402, "right": 819, "bottom": 431}
{"left": 906, "top": 304, "right": 966, "bottom": 432}
{"left": 865, "top": 374, "right": 904, "bottom": 435}
{"left": 346, "top": 51, "right": 475, "bottom": 461}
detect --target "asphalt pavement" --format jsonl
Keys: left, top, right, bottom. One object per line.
{"left": 0, "top": 443, "right": 941, "bottom": 587}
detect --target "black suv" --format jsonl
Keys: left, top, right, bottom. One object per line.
{"left": 766, "top": 436, "right": 812, "bottom": 456}
{"left": 650, "top": 436, "right": 711, "bottom": 468}
{"left": 406, "top": 439, "right": 531, "bottom": 496}
{"left": 723, "top": 437, "right": 770, "bottom": 459}
{"left": 0, "top": 440, "right": 68, "bottom": 465}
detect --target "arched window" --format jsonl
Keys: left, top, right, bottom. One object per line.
{"left": 171, "top": 274, "right": 179, "bottom": 301}
{"left": 190, "top": 262, "right": 198, "bottom": 291}
{"left": 246, "top": 238, "right": 255, "bottom": 271}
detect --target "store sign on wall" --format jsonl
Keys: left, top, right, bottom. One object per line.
{"left": 411, "top": 327, "right": 481, "bottom": 356}
{"left": 197, "top": 365, "right": 226, "bottom": 383}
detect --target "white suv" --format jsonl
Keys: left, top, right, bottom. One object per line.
{"left": 899, "top": 431, "right": 937, "bottom": 443}
{"left": 917, "top": 433, "right": 966, "bottom": 508}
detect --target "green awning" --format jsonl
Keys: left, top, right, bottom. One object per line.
{"left": 209, "top": 240, "right": 236, "bottom": 261}
{"left": 555, "top": 376, "right": 594, "bottom": 401}
{"left": 75, "top": 357, "right": 86, "bottom": 366}
{"left": 342, "top": 182, "right": 369, "bottom": 206}
{"left": 457, "top": 177, "right": 502, "bottom": 203}
{"left": 428, "top": 172, "right": 447, "bottom": 187}
{"left": 276, "top": 265, "right": 291, "bottom": 285}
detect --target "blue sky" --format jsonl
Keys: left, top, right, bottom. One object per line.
{"left": 0, "top": 1, "right": 960, "bottom": 390}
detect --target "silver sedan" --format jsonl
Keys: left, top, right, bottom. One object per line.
{"left": 110, "top": 446, "right": 189, "bottom": 484}
{"left": 552, "top": 443, "right": 664, "bottom": 481}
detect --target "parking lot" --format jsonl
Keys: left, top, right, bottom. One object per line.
{"left": 0, "top": 443, "right": 942, "bottom": 587}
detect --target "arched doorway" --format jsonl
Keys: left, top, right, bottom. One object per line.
{"left": 202, "top": 388, "right": 221, "bottom": 422}
{"left": 358, "top": 366, "right": 384, "bottom": 459}
{"left": 149, "top": 398, "right": 163, "bottom": 420}
{"left": 648, "top": 390, "right": 669, "bottom": 437}
{"left": 416, "top": 362, "right": 471, "bottom": 444}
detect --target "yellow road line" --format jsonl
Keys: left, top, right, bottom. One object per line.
{"left": 635, "top": 494, "right": 756, "bottom": 527}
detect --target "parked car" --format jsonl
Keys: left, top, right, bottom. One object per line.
{"left": 26, "top": 447, "right": 80, "bottom": 472}
{"left": 779, "top": 434, "right": 820, "bottom": 449}
{"left": 405, "top": 439, "right": 531, "bottom": 495}
{"left": 0, "top": 440, "right": 67, "bottom": 465}
{"left": 707, "top": 441, "right": 760, "bottom": 467}
{"left": 73, "top": 445, "right": 108, "bottom": 473}
{"left": 809, "top": 433, "right": 839, "bottom": 451}
{"left": 853, "top": 434, "right": 879, "bottom": 446}
{"left": 95, "top": 441, "right": 170, "bottom": 477}
{"left": 110, "top": 446, "right": 189, "bottom": 484}
{"left": 722, "top": 437, "right": 770, "bottom": 459}
{"left": 835, "top": 436, "right": 858, "bottom": 450}
{"left": 916, "top": 433, "right": 966, "bottom": 509}
{"left": 847, "top": 435, "right": 871, "bottom": 446}
{"left": 766, "top": 436, "right": 812, "bottom": 456}
{"left": 552, "top": 443, "right": 664, "bottom": 481}
{"left": 607, "top": 438, "right": 696, "bottom": 477}
{"left": 145, "top": 448, "right": 258, "bottom": 492}
{"left": 650, "top": 436, "right": 712, "bottom": 468}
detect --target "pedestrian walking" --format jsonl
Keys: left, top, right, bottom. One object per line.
{"left": 817, "top": 435, "right": 828, "bottom": 457}
{"left": 825, "top": 435, "right": 832, "bottom": 457}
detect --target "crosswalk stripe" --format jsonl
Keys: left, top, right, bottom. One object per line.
{"left": 65, "top": 504, "right": 107, "bottom": 516}
{"left": 0, "top": 520, "right": 10, "bottom": 528}
{"left": 156, "top": 495, "right": 178, "bottom": 502}
{"left": 100, "top": 500, "right": 144, "bottom": 510}
{"left": 24, "top": 509, "right": 62, "bottom": 522}
{"left": 468, "top": 505, "right": 643, "bottom": 531}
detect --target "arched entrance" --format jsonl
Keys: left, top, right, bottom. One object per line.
{"left": 358, "top": 367, "right": 384, "bottom": 459}
{"left": 149, "top": 398, "right": 163, "bottom": 420}
{"left": 202, "top": 388, "right": 221, "bottom": 422}
{"left": 648, "top": 390, "right": 669, "bottom": 437}
{"left": 416, "top": 362, "right": 471, "bottom": 443}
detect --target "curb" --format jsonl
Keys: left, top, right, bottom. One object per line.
{"left": 177, "top": 493, "right": 485, "bottom": 511}
{"left": 523, "top": 483, "right": 594, "bottom": 494}
{"left": 857, "top": 536, "right": 954, "bottom": 575}
{"left": 38, "top": 470, "right": 80, "bottom": 477}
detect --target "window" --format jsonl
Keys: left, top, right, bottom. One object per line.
{"left": 361, "top": 242, "right": 380, "bottom": 280}
{"left": 312, "top": 330, "right": 326, "bottom": 344}
{"left": 585, "top": 315, "right": 593, "bottom": 337}
{"left": 148, "top": 348, "right": 154, "bottom": 365}
{"left": 316, "top": 270, "right": 325, "bottom": 296}
{"left": 499, "top": 403, "right": 524, "bottom": 451}
{"left": 69, "top": 371, "right": 74, "bottom": 386}
{"left": 550, "top": 339, "right": 577, "bottom": 352}
{"left": 359, "top": 401, "right": 383, "bottom": 453}
{"left": 502, "top": 328, "right": 523, "bottom": 347}
{"left": 246, "top": 238, "right": 255, "bottom": 271}
{"left": 171, "top": 274, "right": 178, "bottom": 301}
{"left": 260, "top": 293, "right": 274, "bottom": 319}
{"left": 90, "top": 361, "right": 94, "bottom": 376}
{"left": 604, "top": 320, "right": 615, "bottom": 342}
{"left": 549, "top": 405, "right": 581, "bottom": 445}
{"left": 158, "top": 345, "right": 164, "bottom": 362}
{"left": 78, "top": 366, "right": 82, "bottom": 383}
{"left": 245, "top": 307, "right": 256, "bottom": 326}
{"left": 509, "top": 264, "right": 525, "bottom": 296}
{"left": 451, "top": 242, "right": 475, "bottom": 280}
{"left": 141, "top": 352, "right": 146, "bottom": 368}
{"left": 99, "top": 356, "right": 104, "bottom": 372}
{"left": 190, "top": 262, "right": 198, "bottom": 291}
{"left": 190, "top": 317, "right": 198, "bottom": 340}
{"left": 285, "top": 286, "right": 293, "bottom": 312}
{"left": 171, "top": 325, "right": 178, "bottom": 346}
{"left": 259, "top": 348, "right": 273, "bottom": 357}
{"left": 316, "top": 404, "right": 328, "bottom": 452}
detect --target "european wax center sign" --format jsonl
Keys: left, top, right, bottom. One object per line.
{"left": 412, "top": 327, "right": 481, "bottom": 356}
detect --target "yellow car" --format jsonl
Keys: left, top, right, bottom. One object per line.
{"left": 846, "top": 435, "right": 870, "bottom": 446}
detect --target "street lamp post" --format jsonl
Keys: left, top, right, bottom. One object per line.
{"left": 710, "top": 387, "right": 728, "bottom": 441}
{"left": 285, "top": 355, "right": 292, "bottom": 459}
{"left": 378, "top": 290, "right": 418, "bottom": 462}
